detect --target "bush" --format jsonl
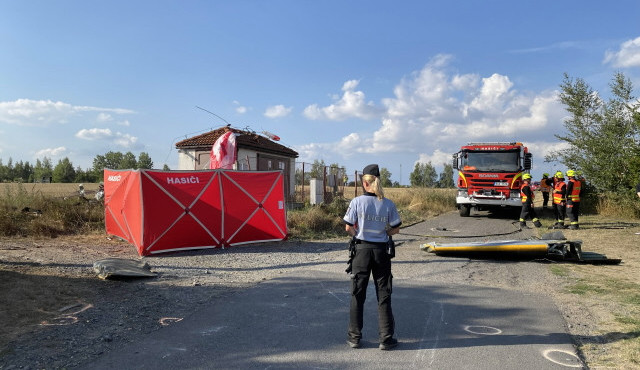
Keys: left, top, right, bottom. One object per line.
{"left": 597, "top": 191, "right": 640, "bottom": 219}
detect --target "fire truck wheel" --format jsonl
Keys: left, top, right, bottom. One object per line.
{"left": 459, "top": 205, "right": 471, "bottom": 217}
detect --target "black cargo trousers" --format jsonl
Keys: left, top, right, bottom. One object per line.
{"left": 348, "top": 242, "right": 394, "bottom": 344}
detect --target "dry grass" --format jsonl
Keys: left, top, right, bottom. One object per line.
{"left": 0, "top": 183, "right": 101, "bottom": 198}
{"left": 384, "top": 187, "right": 457, "bottom": 225}
{"left": 0, "top": 183, "right": 104, "bottom": 237}
{"left": 540, "top": 215, "right": 640, "bottom": 368}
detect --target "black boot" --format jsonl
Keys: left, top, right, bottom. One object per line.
{"left": 533, "top": 220, "right": 542, "bottom": 228}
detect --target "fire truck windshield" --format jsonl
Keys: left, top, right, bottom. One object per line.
{"left": 461, "top": 150, "right": 520, "bottom": 172}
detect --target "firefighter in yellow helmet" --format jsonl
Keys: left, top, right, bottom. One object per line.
{"left": 538, "top": 173, "right": 552, "bottom": 210}
{"left": 519, "top": 173, "right": 542, "bottom": 228}
{"left": 552, "top": 171, "right": 567, "bottom": 228}
{"left": 565, "top": 170, "right": 581, "bottom": 229}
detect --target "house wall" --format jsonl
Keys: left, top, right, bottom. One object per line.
{"left": 178, "top": 147, "right": 295, "bottom": 195}
{"left": 178, "top": 149, "right": 197, "bottom": 170}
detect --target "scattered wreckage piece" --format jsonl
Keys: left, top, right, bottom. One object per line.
{"left": 421, "top": 231, "right": 621, "bottom": 265}
{"left": 93, "top": 258, "right": 157, "bottom": 280}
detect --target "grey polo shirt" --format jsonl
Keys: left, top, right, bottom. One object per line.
{"left": 343, "top": 193, "right": 402, "bottom": 243}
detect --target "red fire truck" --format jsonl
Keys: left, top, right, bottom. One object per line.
{"left": 452, "top": 142, "right": 532, "bottom": 217}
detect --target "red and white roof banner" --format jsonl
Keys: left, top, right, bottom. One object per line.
{"left": 104, "top": 169, "right": 287, "bottom": 256}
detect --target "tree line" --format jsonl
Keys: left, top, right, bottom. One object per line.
{"left": 0, "top": 151, "right": 164, "bottom": 183}
{"left": 293, "top": 159, "right": 455, "bottom": 188}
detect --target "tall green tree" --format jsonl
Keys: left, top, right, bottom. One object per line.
{"left": 5, "top": 158, "right": 14, "bottom": 181}
{"left": 438, "top": 163, "right": 455, "bottom": 188}
{"left": 309, "top": 159, "right": 326, "bottom": 179}
{"left": 33, "top": 157, "right": 53, "bottom": 182}
{"left": 379, "top": 167, "right": 393, "bottom": 187}
{"left": 548, "top": 72, "right": 640, "bottom": 192}
{"left": 104, "top": 151, "right": 124, "bottom": 169}
{"left": 0, "top": 159, "right": 6, "bottom": 181}
{"left": 52, "top": 157, "right": 76, "bottom": 183}
{"left": 120, "top": 151, "right": 137, "bottom": 169}
{"left": 137, "top": 152, "right": 154, "bottom": 169}
{"left": 410, "top": 162, "right": 438, "bottom": 187}
{"left": 409, "top": 163, "right": 423, "bottom": 187}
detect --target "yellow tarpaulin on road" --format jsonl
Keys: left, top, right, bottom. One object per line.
{"left": 421, "top": 240, "right": 550, "bottom": 254}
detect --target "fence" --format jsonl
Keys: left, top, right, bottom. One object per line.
{"left": 235, "top": 158, "right": 363, "bottom": 206}
{"left": 289, "top": 162, "right": 365, "bottom": 205}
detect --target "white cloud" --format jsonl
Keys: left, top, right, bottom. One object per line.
{"left": 301, "top": 54, "right": 566, "bottom": 172}
{"left": 0, "top": 99, "right": 135, "bottom": 126}
{"left": 526, "top": 141, "right": 571, "bottom": 162}
{"left": 416, "top": 149, "right": 451, "bottom": 167}
{"left": 75, "top": 128, "right": 139, "bottom": 148}
{"left": 118, "top": 120, "right": 131, "bottom": 126}
{"left": 76, "top": 128, "right": 113, "bottom": 140}
{"left": 233, "top": 100, "right": 248, "bottom": 114}
{"left": 303, "top": 79, "right": 381, "bottom": 121}
{"left": 264, "top": 104, "right": 292, "bottom": 118}
{"left": 35, "top": 146, "right": 67, "bottom": 158}
{"left": 468, "top": 73, "right": 514, "bottom": 114}
{"left": 604, "top": 36, "right": 640, "bottom": 68}
{"left": 97, "top": 113, "right": 113, "bottom": 122}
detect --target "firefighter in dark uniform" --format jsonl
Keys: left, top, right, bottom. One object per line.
{"left": 539, "top": 173, "right": 552, "bottom": 210}
{"left": 552, "top": 171, "right": 567, "bottom": 228}
{"left": 565, "top": 170, "right": 582, "bottom": 229}
{"left": 519, "top": 173, "right": 542, "bottom": 228}
{"left": 343, "top": 164, "right": 401, "bottom": 351}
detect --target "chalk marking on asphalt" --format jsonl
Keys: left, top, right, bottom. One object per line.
{"left": 159, "top": 317, "right": 183, "bottom": 326}
{"left": 542, "top": 349, "right": 583, "bottom": 368}
{"left": 161, "top": 347, "right": 188, "bottom": 359}
{"left": 199, "top": 326, "right": 226, "bottom": 335}
{"left": 40, "top": 303, "right": 94, "bottom": 326}
{"left": 413, "top": 301, "right": 445, "bottom": 367}
{"left": 463, "top": 325, "right": 502, "bottom": 335}
{"left": 320, "top": 281, "right": 345, "bottom": 303}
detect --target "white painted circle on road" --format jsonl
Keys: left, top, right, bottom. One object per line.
{"left": 463, "top": 325, "right": 502, "bottom": 335}
{"left": 542, "top": 349, "right": 583, "bottom": 367}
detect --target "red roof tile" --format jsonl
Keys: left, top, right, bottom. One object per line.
{"left": 175, "top": 126, "right": 298, "bottom": 157}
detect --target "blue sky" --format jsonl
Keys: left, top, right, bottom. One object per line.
{"left": 1, "top": 1, "right": 639, "bottom": 184}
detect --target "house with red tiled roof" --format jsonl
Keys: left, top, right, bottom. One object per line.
{"left": 175, "top": 126, "right": 298, "bottom": 195}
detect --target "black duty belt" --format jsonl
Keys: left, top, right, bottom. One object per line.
{"left": 355, "top": 239, "right": 387, "bottom": 248}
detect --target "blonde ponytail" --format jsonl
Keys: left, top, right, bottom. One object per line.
{"left": 362, "top": 174, "right": 385, "bottom": 200}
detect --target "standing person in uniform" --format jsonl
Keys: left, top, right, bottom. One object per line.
{"left": 519, "top": 173, "right": 542, "bottom": 228}
{"left": 538, "top": 173, "right": 552, "bottom": 210}
{"left": 565, "top": 170, "right": 582, "bottom": 229}
{"left": 343, "top": 164, "right": 401, "bottom": 351}
{"left": 552, "top": 171, "right": 567, "bottom": 228}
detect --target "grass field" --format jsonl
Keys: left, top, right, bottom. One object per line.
{"left": 539, "top": 214, "right": 640, "bottom": 368}
{"left": 0, "top": 182, "right": 101, "bottom": 198}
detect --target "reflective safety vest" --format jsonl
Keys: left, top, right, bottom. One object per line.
{"left": 520, "top": 184, "right": 534, "bottom": 203}
{"left": 568, "top": 178, "right": 581, "bottom": 202}
{"left": 539, "top": 178, "right": 551, "bottom": 192}
{"left": 553, "top": 180, "right": 566, "bottom": 204}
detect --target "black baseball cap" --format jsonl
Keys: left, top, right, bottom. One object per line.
{"left": 363, "top": 164, "right": 380, "bottom": 177}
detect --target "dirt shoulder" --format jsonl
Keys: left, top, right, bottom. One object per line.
{"left": 1, "top": 214, "right": 638, "bottom": 369}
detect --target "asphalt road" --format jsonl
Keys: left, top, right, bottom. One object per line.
{"left": 89, "top": 210, "right": 584, "bottom": 369}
